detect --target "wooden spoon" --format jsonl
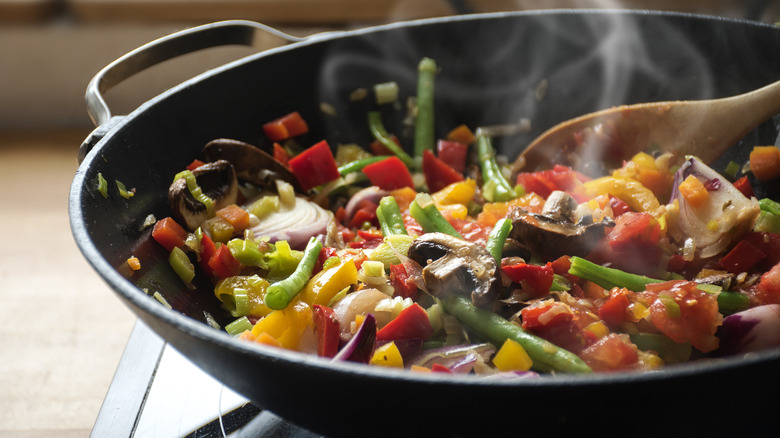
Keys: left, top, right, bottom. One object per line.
{"left": 514, "top": 79, "right": 780, "bottom": 174}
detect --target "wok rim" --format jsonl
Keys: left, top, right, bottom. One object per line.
{"left": 69, "top": 8, "right": 780, "bottom": 393}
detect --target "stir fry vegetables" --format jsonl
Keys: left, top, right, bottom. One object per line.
{"left": 147, "top": 58, "right": 780, "bottom": 377}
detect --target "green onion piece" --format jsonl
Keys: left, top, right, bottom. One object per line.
{"left": 327, "top": 286, "right": 351, "bottom": 307}
{"left": 485, "top": 218, "right": 512, "bottom": 263}
{"left": 230, "top": 288, "right": 250, "bottom": 317}
{"left": 696, "top": 283, "right": 721, "bottom": 294}
{"left": 759, "top": 198, "right": 780, "bottom": 215}
{"left": 754, "top": 210, "right": 780, "bottom": 233}
{"left": 414, "top": 57, "right": 437, "bottom": 158}
{"left": 227, "top": 238, "right": 266, "bottom": 267}
{"left": 247, "top": 196, "right": 279, "bottom": 219}
{"left": 659, "top": 296, "right": 681, "bottom": 318}
{"left": 724, "top": 160, "right": 741, "bottom": 180}
{"left": 374, "top": 81, "right": 400, "bottom": 105}
{"left": 568, "top": 256, "right": 663, "bottom": 292}
{"left": 169, "top": 246, "right": 195, "bottom": 284}
{"left": 97, "top": 172, "right": 108, "bottom": 198}
{"left": 116, "top": 180, "right": 134, "bottom": 199}
{"left": 718, "top": 290, "right": 751, "bottom": 315}
{"left": 174, "top": 170, "right": 214, "bottom": 212}
{"left": 225, "top": 316, "right": 253, "bottom": 336}
{"left": 367, "top": 111, "right": 415, "bottom": 168}
{"left": 264, "top": 237, "right": 322, "bottom": 310}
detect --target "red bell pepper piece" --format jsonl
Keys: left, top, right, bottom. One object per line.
{"left": 436, "top": 139, "right": 468, "bottom": 173}
{"left": 502, "top": 262, "right": 554, "bottom": 298}
{"left": 288, "top": 140, "right": 341, "bottom": 191}
{"left": 313, "top": 246, "right": 338, "bottom": 274}
{"left": 151, "top": 217, "right": 188, "bottom": 252}
{"left": 609, "top": 195, "right": 632, "bottom": 216}
{"left": 390, "top": 263, "right": 418, "bottom": 299}
{"left": 598, "top": 288, "right": 632, "bottom": 327}
{"left": 262, "top": 111, "right": 309, "bottom": 142}
{"left": 719, "top": 239, "right": 767, "bottom": 273}
{"left": 208, "top": 244, "right": 241, "bottom": 279}
{"left": 376, "top": 303, "right": 433, "bottom": 342}
{"left": 186, "top": 159, "right": 206, "bottom": 171}
{"left": 732, "top": 175, "right": 754, "bottom": 198}
{"left": 421, "top": 149, "right": 464, "bottom": 193}
{"left": 742, "top": 232, "right": 780, "bottom": 270}
{"left": 370, "top": 134, "right": 400, "bottom": 156}
{"left": 312, "top": 304, "right": 340, "bottom": 358}
{"left": 607, "top": 212, "right": 661, "bottom": 251}
{"left": 347, "top": 200, "right": 379, "bottom": 229}
{"left": 361, "top": 156, "right": 414, "bottom": 191}
{"left": 516, "top": 164, "right": 588, "bottom": 199}
{"left": 199, "top": 232, "right": 217, "bottom": 276}
{"left": 272, "top": 142, "right": 290, "bottom": 166}
{"left": 431, "top": 363, "right": 453, "bottom": 373}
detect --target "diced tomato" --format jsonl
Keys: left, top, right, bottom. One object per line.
{"left": 208, "top": 244, "right": 241, "bottom": 279}
{"left": 390, "top": 263, "right": 418, "bottom": 299}
{"left": 598, "top": 288, "right": 632, "bottom": 327}
{"left": 732, "top": 175, "right": 754, "bottom": 198}
{"left": 579, "top": 333, "right": 639, "bottom": 372}
{"left": 516, "top": 171, "right": 558, "bottom": 199}
{"left": 502, "top": 262, "right": 554, "bottom": 298}
{"left": 362, "top": 156, "right": 414, "bottom": 191}
{"left": 719, "top": 239, "right": 767, "bottom": 273}
{"left": 273, "top": 142, "right": 290, "bottom": 166}
{"left": 262, "top": 111, "right": 309, "bottom": 142}
{"left": 450, "top": 219, "right": 491, "bottom": 245}
{"left": 436, "top": 139, "right": 468, "bottom": 173}
{"left": 199, "top": 233, "right": 217, "bottom": 276}
{"left": 422, "top": 149, "right": 464, "bottom": 193}
{"left": 755, "top": 262, "right": 780, "bottom": 305}
{"left": 376, "top": 303, "right": 433, "bottom": 342}
{"left": 642, "top": 281, "right": 720, "bottom": 353}
{"left": 608, "top": 212, "right": 661, "bottom": 251}
{"left": 186, "top": 159, "right": 206, "bottom": 171}
{"left": 288, "top": 140, "right": 341, "bottom": 191}
{"left": 312, "top": 305, "right": 340, "bottom": 358}
{"left": 520, "top": 301, "right": 573, "bottom": 330}
{"left": 402, "top": 214, "right": 423, "bottom": 237}
{"left": 151, "top": 217, "right": 189, "bottom": 252}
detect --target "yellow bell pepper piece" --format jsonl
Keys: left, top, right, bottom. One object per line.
{"left": 492, "top": 338, "right": 533, "bottom": 372}
{"left": 370, "top": 341, "right": 404, "bottom": 368}
{"left": 583, "top": 176, "right": 660, "bottom": 213}
{"left": 214, "top": 275, "right": 273, "bottom": 318}
{"left": 390, "top": 186, "right": 417, "bottom": 212}
{"left": 432, "top": 178, "right": 477, "bottom": 206}
{"left": 298, "top": 259, "right": 358, "bottom": 305}
{"left": 251, "top": 299, "right": 311, "bottom": 350}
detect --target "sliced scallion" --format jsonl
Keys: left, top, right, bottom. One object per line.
{"left": 97, "top": 172, "right": 108, "bottom": 198}
{"left": 225, "top": 316, "right": 253, "bottom": 336}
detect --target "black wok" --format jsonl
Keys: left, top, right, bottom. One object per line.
{"left": 70, "top": 10, "right": 780, "bottom": 437}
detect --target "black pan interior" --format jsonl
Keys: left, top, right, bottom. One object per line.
{"left": 70, "top": 10, "right": 780, "bottom": 437}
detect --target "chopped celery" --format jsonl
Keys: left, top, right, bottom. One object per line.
{"left": 116, "top": 179, "right": 134, "bottom": 199}
{"left": 723, "top": 160, "right": 741, "bottom": 180}
{"left": 369, "top": 234, "right": 414, "bottom": 269}
{"left": 225, "top": 316, "right": 253, "bottom": 336}
{"left": 247, "top": 196, "right": 279, "bottom": 219}
{"left": 97, "top": 172, "right": 108, "bottom": 198}
{"left": 169, "top": 246, "right": 195, "bottom": 284}
{"left": 754, "top": 210, "right": 780, "bottom": 233}
{"left": 228, "top": 288, "right": 250, "bottom": 317}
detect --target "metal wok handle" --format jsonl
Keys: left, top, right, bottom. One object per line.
{"left": 79, "top": 20, "right": 304, "bottom": 163}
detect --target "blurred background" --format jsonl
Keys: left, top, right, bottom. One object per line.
{"left": 0, "top": 1, "right": 778, "bottom": 437}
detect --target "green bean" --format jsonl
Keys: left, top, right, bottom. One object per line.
{"left": 409, "top": 192, "right": 462, "bottom": 239}
{"left": 338, "top": 156, "right": 391, "bottom": 176}
{"left": 485, "top": 218, "right": 512, "bottom": 263}
{"left": 378, "top": 196, "right": 407, "bottom": 236}
{"left": 367, "top": 111, "right": 415, "bottom": 168}
{"left": 441, "top": 295, "right": 592, "bottom": 374}
{"left": 476, "top": 134, "right": 516, "bottom": 202}
{"left": 414, "top": 57, "right": 437, "bottom": 158}
{"left": 264, "top": 237, "right": 323, "bottom": 310}
{"left": 717, "top": 290, "right": 751, "bottom": 315}
{"left": 568, "top": 256, "right": 663, "bottom": 292}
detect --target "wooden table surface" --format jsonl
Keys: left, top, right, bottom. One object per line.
{"left": 0, "top": 130, "right": 137, "bottom": 438}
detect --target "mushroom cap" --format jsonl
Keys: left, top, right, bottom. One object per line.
{"left": 407, "top": 232, "right": 500, "bottom": 308}
{"left": 168, "top": 159, "right": 238, "bottom": 231}
{"left": 508, "top": 209, "right": 613, "bottom": 262}
{"left": 202, "top": 138, "right": 300, "bottom": 191}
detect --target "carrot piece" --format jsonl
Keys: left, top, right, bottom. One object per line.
{"left": 255, "top": 332, "right": 282, "bottom": 348}
{"left": 750, "top": 146, "right": 780, "bottom": 182}
{"left": 446, "top": 124, "right": 476, "bottom": 145}
{"left": 216, "top": 204, "right": 250, "bottom": 232}
{"left": 151, "top": 217, "right": 188, "bottom": 252}
{"left": 263, "top": 111, "right": 308, "bottom": 142}
{"left": 273, "top": 142, "right": 290, "bottom": 166}
{"left": 677, "top": 174, "right": 708, "bottom": 208}
{"left": 127, "top": 256, "right": 141, "bottom": 271}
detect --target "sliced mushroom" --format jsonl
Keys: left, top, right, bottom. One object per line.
{"left": 169, "top": 159, "right": 238, "bottom": 231}
{"left": 202, "top": 138, "right": 300, "bottom": 191}
{"left": 407, "top": 232, "right": 500, "bottom": 308}
{"left": 508, "top": 208, "right": 613, "bottom": 262}
{"left": 541, "top": 190, "right": 578, "bottom": 222}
